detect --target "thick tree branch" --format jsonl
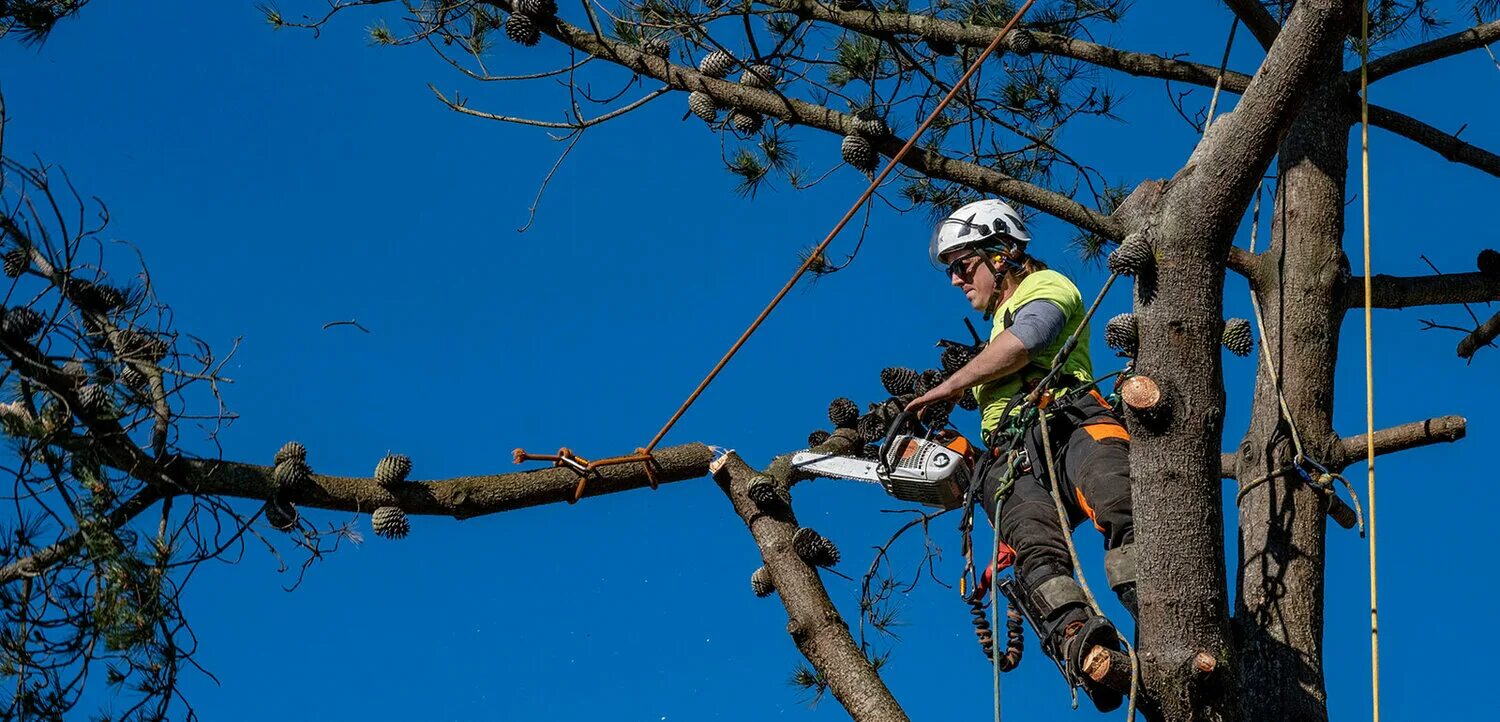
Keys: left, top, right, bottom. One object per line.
{"left": 462, "top": 1, "right": 1120, "bottom": 238}
{"left": 711, "top": 429, "right": 907, "bottom": 722}
{"left": 1360, "top": 19, "right": 1500, "bottom": 84}
{"left": 182, "top": 443, "right": 715, "bottom": 518}
{"left": 765, "top": 0, "right": 1253, "bottom": 94}
{"left": 1335, "top": 415, "right": 1467, "bottom": 467}
{"left": 1366, "top": 104, "right": 1500, "bottom": 178}
{"left": 1458, "top": 311, "right": 1500, "bottom": 359}
{"left": 1221, "top": 415, "right": 1469, "bottom": 478}
{"left": 1224, "top": 0, "right": 1282, "bottom": 49}
{"left": 1353, "top": 271, "right": 1500, "bottom": 309}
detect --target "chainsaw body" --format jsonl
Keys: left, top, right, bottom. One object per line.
{"left": 792, "top": 413, "right": 978, "bottom": 509}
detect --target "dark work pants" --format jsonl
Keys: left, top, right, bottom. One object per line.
{"left": 980, "top": 392, "right": 1135, "bottom": 593}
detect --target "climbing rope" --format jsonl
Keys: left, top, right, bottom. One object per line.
{"left": 1036, "top": 407, "right": 1139, "bottom": 722}
{"left": 513, "top": 0, "right": 1040, "bottom": 500}
{"left": 1359, "top": 4, "right": 1382, "bottom": 719}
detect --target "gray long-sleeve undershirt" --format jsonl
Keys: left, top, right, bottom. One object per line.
{"left": 1007, "top": 300, "right": 1067, "bottom": 354}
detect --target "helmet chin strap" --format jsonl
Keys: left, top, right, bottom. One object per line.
{"left": 978, "top": 253, "right": 1012, "bottom": 322}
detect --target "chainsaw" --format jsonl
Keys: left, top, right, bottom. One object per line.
{"left": 792, "top": 409, "right": 979, "bottom": 509}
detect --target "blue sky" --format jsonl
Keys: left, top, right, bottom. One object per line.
{"left": 2, "top": 1, "right": 1498, "bottom": 720}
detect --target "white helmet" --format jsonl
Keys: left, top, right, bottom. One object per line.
{"left": 928, "top": 199, "right": 1031, "bottom": 270}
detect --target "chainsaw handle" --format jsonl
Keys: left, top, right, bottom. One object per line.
{"left": 877, "top": 408, "right": 917, "bottom": 475}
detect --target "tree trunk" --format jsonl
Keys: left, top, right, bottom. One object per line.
{"left": 1233, "top": 49, "right": 1352, "bottom": 722}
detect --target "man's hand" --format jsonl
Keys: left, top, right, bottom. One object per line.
{"left": 904, "top": 383, "right": 962, "bottom": 416}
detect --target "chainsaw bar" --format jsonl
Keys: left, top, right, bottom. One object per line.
{"left": 790, "top": 451, "right": 884, "bottom": 484}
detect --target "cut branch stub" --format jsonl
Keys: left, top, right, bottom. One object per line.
{"left": 1083, "top": 645, "right": 1133, "bottom": 695}
{"left": 1120, "top": 374, "right": 1164, "bottom": 415}
{"left": 751, "top": 566, "right": 775, "bottom": 597}
{"left": 792, "top": 527, "right": 840, "bottom": 567}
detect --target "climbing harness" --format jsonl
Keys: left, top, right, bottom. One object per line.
{"left": 511, "top": 0, "right": 1041, "bottom": 500}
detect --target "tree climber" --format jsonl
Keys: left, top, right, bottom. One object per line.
{"left": 905, "top": 199, "right": 1137, "bottom": 712}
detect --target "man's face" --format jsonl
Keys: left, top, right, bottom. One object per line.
{"left": 943, "top": 251, "right": 997, "bottom": 313}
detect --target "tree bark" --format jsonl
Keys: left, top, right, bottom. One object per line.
{"left": 1124, "top": 2, "right": 1357, "bottom": 718}
{"left": 1232, "top": 42, "right": 1351, "bottom": 722}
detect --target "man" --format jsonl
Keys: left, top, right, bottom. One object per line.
{"left": 905, "top": 198, "right": 1137, "bottom": 712}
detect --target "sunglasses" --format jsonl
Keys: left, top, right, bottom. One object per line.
{"left": 944, "top": 254, "right": 983, "bottom": 280}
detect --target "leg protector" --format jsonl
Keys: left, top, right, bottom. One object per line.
{"left": 1025, "top": 575, "right": 1126, "bottom": 713}
{"left": 1105, "top": 543, "right": 1139, "bottom": 620}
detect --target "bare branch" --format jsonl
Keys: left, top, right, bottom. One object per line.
{"left": 1335, "top": 415, "right": 1467, "bottom": 467}
{"left": 0, "top": 488, "right": 167, "bottom": 585}
{"left": 1458, "top": 311, "right": 1500, "bottom": 359}
{"left": 1367, "top": 104, "right": 1500, "bottom": 178}
{"left": 1354, "top": 271, "right": 1500, "bottom": 309}
{"left": 1360, "top": 19, "right": 1500, "bottom": 84}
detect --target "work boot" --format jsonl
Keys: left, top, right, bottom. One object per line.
{"left": 1027, "top": 576, "right": 1125, "bottom": 713}
{"left": 1060, "top": 613, "right": 1125, "bottom": 713}
{"left": 1115, "top": 582, "right": 1140, "bottom": 621}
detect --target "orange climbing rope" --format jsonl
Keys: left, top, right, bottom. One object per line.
{"left": 515, "top": 1, "right": 1039, "bottom": 502}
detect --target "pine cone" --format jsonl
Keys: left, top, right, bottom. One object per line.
{"left": 792, "top": 527, "right": 840, "bottom": 567}
{"left": 730, "top": 110, "right": 763, "bottom": 134}
{"left": 739, "top": 64, "right": 777, "bottom": 89}
{"left": 374, "top": 453, "right": 412, "bottom": 487}
{"left": 371, "top": 506, "right": 410, "bottom": 540}
{"left": 1222, "top": 318, "right": 1254, "bottom": 357}
{"left": 861, "top": 442, "right": 881, "bottom": 459}
{"left": 857, "top": 412, "right": 887, "bottom": 444}
{"left": 854, "top": 110, "right": 889, "bottom": 138}
{"left": 926, "top": 37, "right": 957, "bottom": 56}
{"left": 1006, "top": 28, "right": 1037, "bottom": 56}
{"left": 747, "top": 474, "right": 787, "bottom": 508}
{"left": 641, "top": 36, "right": 670, "bottom": 59}
{"left": 505, "top": 13, "right": 540, "bottom": 46}
{"left": 94, "top": 284, "right": 127, "bottom": 311}
{"left": 841, "top": 134, "right": 877, "bottom": 173}
{"left": 1104, "top": 313, "right": 1139, "bottom": 357}
{"left": 687, "top": 91, "right": 717, "bottom": 123}
{"left": 2, "top": 307, "right": 43, "bottom": 339}
{"left": 828, "top": 397, "right": 859, "bottom": 428}
{"left": 272, "top": 459, "right": 311, "bottom": 489}
{"left": 920, "top": 368, "right": 947, "bottom": 389}
{"left": 516, "top": 0, "right": 556, "bottom": 16}
{"left": 2, "top": 249, "right": 27, "bottom": 278}
{"left": 78, "top": 384, "right": 111, "bottom": 414}
{"left": 880, "top": 367, "right": 918, "bottom": 396}
{"left": 1478, "top": 249, "right": 1500, "bottom": 277}
{"left": 750, "top": 566, "right": 775, "bottom": 597}
{"left": 941, "top": 344, "right": 978, "bottom": 374}
{"left": 1107, "top": 233, "right": 1153, "bottom": 276}
{"left": 920, "top": 401, "right": 953, "bottom": 429}
{"left": 61, "top": 361, "right": 88, "bottom": 387}
{"left": 119, "top": 365, "right": 148, "bottom": 392}
{"left": 120, "top": 331, "right": 168, "bottom": 363}
{"left": 698, "top": 50, "right": 735, "bottom": 79}
{"left": 807, "top": 429, "right": 831, "bottom": 447}
{"left": 263, "top": 499, "right": 298, "bottom": 532}
{"left": 274, "top": 440, "right": 307, "bottom": 466}
{"left": 958, "top": 388, "right": 978, "bottom": 411}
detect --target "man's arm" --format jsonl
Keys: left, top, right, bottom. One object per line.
{"left": 906, "top": 300, "right": 1066, "bottom": 412}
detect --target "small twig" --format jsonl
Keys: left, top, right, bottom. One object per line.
{"left": 518, "top": 130, "right": 585, "bottom": 233}
{"left": 321, "top": 319, "right": 371, "bottom": 333}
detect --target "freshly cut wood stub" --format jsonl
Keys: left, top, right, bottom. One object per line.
{"left": 1083, "top": 645, "right": 1133, "bottom": 693}
{"left": 1120, "top": 374, "right": 1162, "bottom": 412}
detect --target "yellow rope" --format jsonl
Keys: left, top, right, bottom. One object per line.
{"left": 1359, "top": 5, "right": 1381, "bottom": 721}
